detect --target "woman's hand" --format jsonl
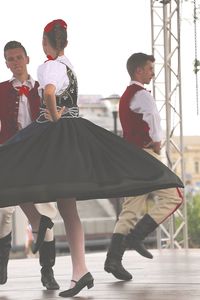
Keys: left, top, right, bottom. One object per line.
{"left": 44, "top": 106, "right": 66, "bottom": 122}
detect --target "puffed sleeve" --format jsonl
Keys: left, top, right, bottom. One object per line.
{"left": 37, "top": 61, "right": 69, "bottom": 94}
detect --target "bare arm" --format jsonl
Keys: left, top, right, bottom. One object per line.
{"left": 43, "top": 84, "right": 61, "bottom": 122}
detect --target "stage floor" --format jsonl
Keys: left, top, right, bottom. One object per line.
{"left": 0, "top": 249, "right": 200, "bottom": 300}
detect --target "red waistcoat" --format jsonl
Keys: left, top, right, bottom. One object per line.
{"left": 119, "top": 84, "right": 152, "bottom": 148}
{"left": 0, "top": 80, "right": 40, "bottom": 143}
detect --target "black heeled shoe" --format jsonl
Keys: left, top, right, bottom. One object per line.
{"left": 59, "top": 272, "right": 94, "bottom": 298}
{"left": 32, "top": 215, "right": 54, "bottom": 254}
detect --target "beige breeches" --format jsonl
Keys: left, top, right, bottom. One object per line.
{"left": 114, "top": 149, "right": 183, "bottom": 235}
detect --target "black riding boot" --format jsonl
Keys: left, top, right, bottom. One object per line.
{"left": 39, "top": 239, "right": 60, "bottom": 290}
{"left": 0, "top": 232, "right": 12, "bottom": 284}
{"left": 127, "top": 214, "right": 158, "bottom": 259}
{"left": 104, "top": 233, "right": 132, "bottom": 281}
{"left": 32, "top": 215, "right": 54, "bottom": 254}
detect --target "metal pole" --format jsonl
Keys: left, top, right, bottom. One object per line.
{"left": 101, "top": 95, "right": 121, "bottom": 221}
{"left": 112, "top": 111, "right": 118, "bottom": 135}
{"left": 112, "top": 110, "right": 121, "bottom": 220}
{"left": 151, "top": 0, "right": 188, "bottom": 248}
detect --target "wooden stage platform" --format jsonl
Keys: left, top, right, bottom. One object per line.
{"left": 0, "top": 249, "right": 200, "bottom": 300}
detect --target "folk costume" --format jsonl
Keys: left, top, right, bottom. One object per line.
{"left": 104, "top": 81, "right": 184, "bottom": 281}
{"left": 0, "top": 77, "right": 58, "bottom": 288}
{"left": 115, "top": 81, "right": 183, "bottom": 232}
{"left": 0, "top": 79, "right": 40, "bottom": 144}
{"left": 0, "top": 60, "right": 183, "bottom": 208}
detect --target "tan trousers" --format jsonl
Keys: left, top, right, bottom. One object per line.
{"left": 0, "top": 207, "right": 15, "bottom": 239}
{"left": 114, "top": 149, "right": 183, "bottom": 235}
{"left": 0, "top": 203, "right": 57, "bottom": 239}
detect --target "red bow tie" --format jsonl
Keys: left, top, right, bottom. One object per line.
{"left": 16, "top": 85, "right": 30, "bottom": 97}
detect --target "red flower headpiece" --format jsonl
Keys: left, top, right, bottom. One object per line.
{"left": 44, "top": 19, "right": 67, "bottom": 33}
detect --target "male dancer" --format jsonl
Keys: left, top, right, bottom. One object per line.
{"left": 104, "top": 52, "right": 183, "bottom": 280}
{"left": 0, "top": 40, "right": 59, "bottom": 290}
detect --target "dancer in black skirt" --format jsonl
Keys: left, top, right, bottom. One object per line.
{"left": 0, "top": 19, "right": 183, "bottom": 297}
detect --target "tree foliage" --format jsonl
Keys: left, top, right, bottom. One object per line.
{"left": 187, "top": 194, "right": 200, "bottom": 247}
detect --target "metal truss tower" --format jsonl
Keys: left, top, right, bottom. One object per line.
{"left": 150, "top": 0, "right": 188, "bottom": 248}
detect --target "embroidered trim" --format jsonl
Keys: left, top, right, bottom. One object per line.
{"left": 36, "top": 106, "right": 79, "bottom": 123}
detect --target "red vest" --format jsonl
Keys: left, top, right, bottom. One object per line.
{"left": 119, "top": 84, "right": 152, "bottom": 148}
{"left": 0, "top": 81, "right": 40, "bottom": 143}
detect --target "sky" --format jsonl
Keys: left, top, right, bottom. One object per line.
{"left": 0, "top": 0, "right": 199, "bottom": 135}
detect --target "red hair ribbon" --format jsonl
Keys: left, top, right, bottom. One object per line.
{"left": 44, "top": 55, "right": 55, "bottom": 62}
{"left": 44, "top": 19, "right": 67, "bottom": 33}
{"left": 16, "top": 85, "right": 30, "bottom": 97}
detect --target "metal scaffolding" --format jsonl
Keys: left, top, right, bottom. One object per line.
{"left": 150, "top": 0, "right": 188, "bottom": 248}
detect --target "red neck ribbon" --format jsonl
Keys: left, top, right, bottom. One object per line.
{"left": 16, "top": 85, "right": 30, "bottom": 97}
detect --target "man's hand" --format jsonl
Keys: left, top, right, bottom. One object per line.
{"left": 144, "top": 141, "right": 161, "bottom": 155}
{"left": 17, "top": 122, "right": 22, "bottom": 131}
{"left": 152, "top": 141, "right": 161, "bottom": 155}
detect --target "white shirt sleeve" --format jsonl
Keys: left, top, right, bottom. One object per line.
{"left": 129, "top": 89, "right": 163, "bottom": 142}
{"left": 37, "top": 61, "right": 69, "bottom": 95}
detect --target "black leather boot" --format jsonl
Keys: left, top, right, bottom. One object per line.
{"left": 127, "top": 214, "right": 158, "bottom": 259}
{"left": 39, "top": 239, "right": 60, "bottom": 290}
{"left": 0, "top": 232, "right": 12, "bottom": 285}
{"left": 32, "top": 215, "right": 54, "bottom": 254}
{"left": 104, "top": 233, "right": 132, "bottom": 281}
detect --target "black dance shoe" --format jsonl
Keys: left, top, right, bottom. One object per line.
{"left": 32, "top": 215, "right": 54, "bottom": 254}
{"left": 59, "top": 272, "right": 94, "bottom": 297}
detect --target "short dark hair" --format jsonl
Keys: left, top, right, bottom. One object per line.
{"left": 126, "top": 52, "right": 155, "bottom": 78}
{"left": 4, "top": 41, "right": 27, "bottom": 59}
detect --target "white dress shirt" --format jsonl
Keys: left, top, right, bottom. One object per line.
{"left": 129, "top": 81, "right": 163, "bottom": 142}
{"left": 11, "top": 76, "right": 35, "bottom": 129}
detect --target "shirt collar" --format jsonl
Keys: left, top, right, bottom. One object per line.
{"left": 129, "top": 80, "right": 144, "bottom": 88}
{"left": 55, "top": 55, "right": 74, "bottom": 69}
{"left": 9, "top": 75, "right": 35, "bottom": 89}
{"left": 55, "top": 55, "right": 65, "bottom": 62}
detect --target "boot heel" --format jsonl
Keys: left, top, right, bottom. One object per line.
{"left": 87, "top": 280, "right": 94, "bottom": 289}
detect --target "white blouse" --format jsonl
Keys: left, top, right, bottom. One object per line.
{"left": 129, "top": 81, "right": 163, "bottom": 142}
{"left": 11, "top": 76, "right": 35, "bottom": 129}
{"left": 37, "top": 55, "right": 75, "bottom": 97}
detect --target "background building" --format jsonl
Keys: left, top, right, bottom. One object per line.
{"left": 171, "top": 136, "right": 200, "bottom": 193}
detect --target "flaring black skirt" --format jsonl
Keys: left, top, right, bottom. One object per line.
{"left": 0, "top": 117, "right": 183, "bottom": 207}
